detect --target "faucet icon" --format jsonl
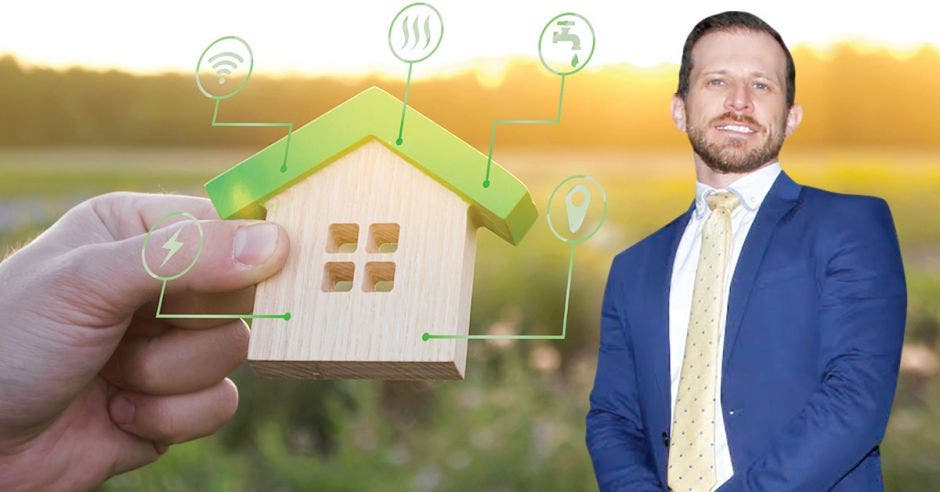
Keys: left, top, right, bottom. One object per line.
{"left": 552, "top": 20, "right": 581, "bottom": 51}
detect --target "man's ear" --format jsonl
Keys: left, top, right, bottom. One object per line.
{"left": 784, "top": 103, "right": 803, "bottom": 137}
{"left": 671, "top": 94, "right": 687, "bottom": 132}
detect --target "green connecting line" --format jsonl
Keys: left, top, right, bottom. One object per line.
{"left": 395, "top": 62, "right": 414, "bottom": 146}
{"left": 482, "top": 74, "right": 566, "bottom": 188}
{"left": 422, "top": 243, "right": 576, "bottom": 341}
{"left": 212, "top": 99, "right": 294, "bottom": 173}
{"left": 155, "top": 281, "right": 291, "bottom": 320}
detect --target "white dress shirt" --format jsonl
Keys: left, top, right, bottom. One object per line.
{"left": 668, "top": 162, "right": 782, "bottom": 491}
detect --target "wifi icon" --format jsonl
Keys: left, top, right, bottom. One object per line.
{"left": 208, "top": 51, "right": 244, "bottom": 85}
{"left": 195, "top": 36, "right": 254, "bottom": 100}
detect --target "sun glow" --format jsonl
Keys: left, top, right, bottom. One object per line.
{"left": 2, "top": 1, "right": 938, "bottom": 78}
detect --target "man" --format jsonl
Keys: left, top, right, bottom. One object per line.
{"left": 586, "top": 11, "right": 906, "bottom": 492}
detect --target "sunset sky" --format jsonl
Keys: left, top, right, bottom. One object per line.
{"left": 2, "top": 0, "right": 937, "bottom": 78}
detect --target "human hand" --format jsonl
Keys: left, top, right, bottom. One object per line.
{"left": 0, "top": 192, "right": 289, "bottom": 490}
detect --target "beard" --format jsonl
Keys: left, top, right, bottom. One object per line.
{"left": 686, "top": 110, "right": 787, "bottom": 174}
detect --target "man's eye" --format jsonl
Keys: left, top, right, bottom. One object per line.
{"left": 707, "top": 79, "right": 724, "bottom": 86}
{"left": 754, "top": 82, "right": 769, "bottom": 91}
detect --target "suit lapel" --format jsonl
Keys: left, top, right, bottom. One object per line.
{"left": 722, "top": 171, "right": 803, "bottom": 369}
{"left": 640, "top": 171, "right": 802, "bottom": 428}
{"left": 646, "top": 203, "right": 694, "bottom": 426}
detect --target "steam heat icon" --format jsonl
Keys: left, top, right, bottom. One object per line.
{"left": 389, "top": 3, "right": 444, "bottom": 145}
{"left": 208, "top": 51, "right": 244, "bottom": 85}
{"left": 389, "top": 3, "right": 443, "bottom": 64}
{"left": 400, "top": 15, "right": 433, "bottom": 51}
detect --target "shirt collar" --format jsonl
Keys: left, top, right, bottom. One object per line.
{"left": 693, "top": 161, "right": 782, "bottom": 218}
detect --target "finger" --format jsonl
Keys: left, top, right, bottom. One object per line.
{"left": 57, "top": 216, "right": 289, "bottom": 322}
{"left": 109, "top": 378, "right": 239, "bottom": 444}
{"left": 101, "top": 320, "right": 248, "bottom": 395}
{"left": 148, "top": 286, "right": 256, "bottom": 330}
{"left": 138, "top": 218, "right": 288, "bottom": 296}
{"left": 132, "top": 287, "right": 253, "bottom": 332}
{"left": 91, "top": 192, "right": 220, "bottom": 240}
{"left": 37, "top": 192, "right": 219, "bottom": 254}
{"left": 126, "top": 311, "right": 169, "bottom": 338}
{"left": 105, "top": 427, "right": 166, "bottom": 477}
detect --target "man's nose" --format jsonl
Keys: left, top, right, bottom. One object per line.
{"left": 725, "top": 81, "right": 753, "bottom": 112}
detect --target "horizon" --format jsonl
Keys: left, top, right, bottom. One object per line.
{"left": 2, "top": 37, "right": 936, "bottom": 82}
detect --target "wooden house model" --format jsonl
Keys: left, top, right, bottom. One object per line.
{"left": 205, "top": 87, "right": 537, "bottom": 380}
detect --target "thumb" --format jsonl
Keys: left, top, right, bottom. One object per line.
{"left": 61, "top": 218, "right": 290, "bottom": 323}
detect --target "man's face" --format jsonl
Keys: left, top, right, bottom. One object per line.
{"left": 673, "top": 29, "right": 801, "bottom": 174}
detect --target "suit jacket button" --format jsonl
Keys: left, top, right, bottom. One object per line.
{"left": 662, "top": 432, "right": 669, "bottom": 447}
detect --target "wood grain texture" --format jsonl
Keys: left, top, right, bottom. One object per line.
{"left": 248, "top": 139, "right": 477, "bottom": 380}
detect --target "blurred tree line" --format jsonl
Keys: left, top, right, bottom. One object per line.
{"left": 2, "top": 41, "right": 940, "bottom": 151}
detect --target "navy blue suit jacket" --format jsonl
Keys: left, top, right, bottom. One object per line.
{"left": 585, "top": 171, "right": 906, "bottom": 491}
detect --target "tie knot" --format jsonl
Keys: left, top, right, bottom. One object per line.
{"left": 706, "top": 191, "right": 740, "bottom": 213}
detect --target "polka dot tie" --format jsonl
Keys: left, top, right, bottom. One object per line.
{"left": 667, "top": 191, "right": 740, "bottom": 492}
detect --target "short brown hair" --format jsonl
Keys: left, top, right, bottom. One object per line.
{"left": 676, "top": 11, "right": 795, "bottom": 106}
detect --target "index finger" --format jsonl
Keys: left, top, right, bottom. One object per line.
{"left": 93, "top": 192, "right": 221, "bottom": 240}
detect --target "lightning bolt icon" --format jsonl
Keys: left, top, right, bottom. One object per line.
{"left": 160, "top": 227, "right": 185, "bottom": 267}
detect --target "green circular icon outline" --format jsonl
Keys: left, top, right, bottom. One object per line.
{"left": 546, "top": 174, "right": 607, "bottom": 245}
{"left": 388, "top": 2, "right": 444, "bottom": 64}
{"left": 141, "top": 211, "right": 205, "bottom": 282}
{"left": 195, "top": 35, "right": 254, "bottom": 100}
{"left": 538, "top": 12, "right": 596, "bottom": 76}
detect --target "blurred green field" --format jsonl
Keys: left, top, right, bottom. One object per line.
{"left": 3, "top": 146, "right": 940, "bottom": 491}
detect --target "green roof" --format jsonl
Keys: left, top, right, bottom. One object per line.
{"left": 204, "top": 86, "right": 537, "bottom": 245}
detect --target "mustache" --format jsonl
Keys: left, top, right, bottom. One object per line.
{"left": 710, "top": 112, "right": 763, "bottom": 131}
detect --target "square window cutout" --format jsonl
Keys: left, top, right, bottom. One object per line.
{"left": 322, "top": 262, "right": 355, "bottom": 292}
{"left": 367, "top": 223, "right": 399, "bottom": 253}
{"left": 327, "top": 223, "right": 359, "bottom": 253}
{"left": 363, "top": 262, "right": 395, "bottom": 292}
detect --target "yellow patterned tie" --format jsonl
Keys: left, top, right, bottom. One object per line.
{"left": 668, "top": 191, "right": 740, "bottom": 492}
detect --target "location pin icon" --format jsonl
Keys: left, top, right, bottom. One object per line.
{"left": 565, "top": 183, "right": 591, "bottom": 234}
